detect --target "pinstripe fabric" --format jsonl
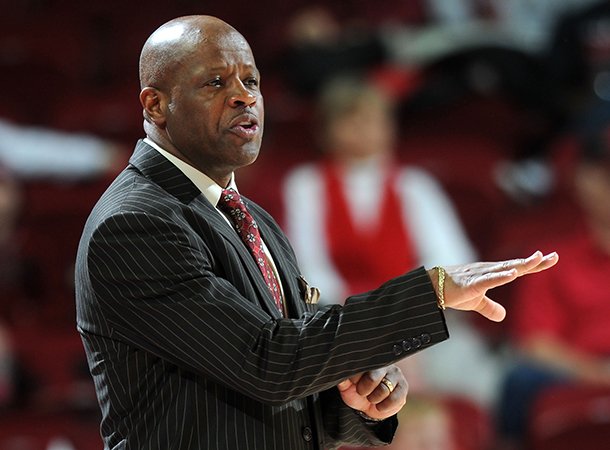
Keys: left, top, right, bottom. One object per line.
{"left": 75, "top": 140, "right": 450, "bottom": 450}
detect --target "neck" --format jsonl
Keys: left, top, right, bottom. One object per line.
{"left": 211, "top": 172, "right": 232, "bottom": 188}
{"left": 144, "top": 125, "right": 188, "bottom": 164}
{"left": 143, "top": 129, "right": 233, "bottom": 188}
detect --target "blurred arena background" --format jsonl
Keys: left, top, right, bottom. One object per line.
{"left": 1, "top": 1, "right": 610, "bottom": 449}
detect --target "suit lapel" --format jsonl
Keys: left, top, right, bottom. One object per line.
{"left": 129, "top": 140, "right": 282, "bottom": 319}
{"left": 190, "top": 195, "right": 284, "bottom": 319}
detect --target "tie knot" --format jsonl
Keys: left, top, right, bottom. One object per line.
{"left": 218, "top": 188, "right": 252, "bottom": 229}
{"left": 219, "top": 188, "right": 245, "bottom": 211}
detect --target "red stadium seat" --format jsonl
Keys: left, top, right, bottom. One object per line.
{"left": 529, "top": 385, "right": 610, "bottom": 450}
{"left": 0, "top": 410, "right": 101, "bottom": 450}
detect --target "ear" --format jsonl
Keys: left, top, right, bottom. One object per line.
{"left": 140, "top": 87, "right": 167, "bottom": 128}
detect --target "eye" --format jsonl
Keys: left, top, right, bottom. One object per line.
{"left": 207, "top": 77, "right": 222, "bottom": 87}
{"left": 244, "top": 77, "right": 259, "bottom": 88}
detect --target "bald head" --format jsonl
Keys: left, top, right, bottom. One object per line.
{"left": 139, "top": 15, "right": 249, "bottom": 90}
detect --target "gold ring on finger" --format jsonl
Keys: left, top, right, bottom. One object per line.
{"left": 380, "top": 377, "right": 395, "bottom": 393}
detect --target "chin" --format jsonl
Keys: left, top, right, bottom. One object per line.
{"left": 240, "top": 142, "right": 262, "bottom": 165}
{"left": 240, "top": 152, "right": 260, "bottom": 169}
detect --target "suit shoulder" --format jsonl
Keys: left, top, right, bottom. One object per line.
{"left": 92, "top": 167, "right": 183, "bottom": 219}
{"left": 81, "top": 168, "right": 186, "bottom": 243}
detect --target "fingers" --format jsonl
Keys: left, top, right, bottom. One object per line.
{"left": 375, "top": 379, "right": 408, "bottom": 413}
{"left": 355, "top": 368, "right": 387, "bottom": 397}
{"left": 522, "top": 251, "right": 559, "bottom": 274}
{"left": 480, "top": 251, "right": 540, "bottom": 274}
{"left": 349, "top": 372, "right": 365, "bottom": 385}
{"left": 462, "top": 251, "right": 558, "bottom": 294}
{"left": 445, "top": 251, "right": 557, "bottom": 321}
{"left": 475, "top": 252, "right": 556, "bottom": 322}
{"left": 483, "top": 268, "right": 519, "bottom": 287}
{"left": 337, "top": 379, "right": 353, "bottom": 392}
{"left": 355, "top": 366, "right": 407, "bottom": 410}
{"left": 337, "top": 371, "right": 365, "bottom": 392}
{"left": 364, "top": 378, "right": 396, "bottom": 405}
{"left": 484, "top": 251, "right": 558, "bottom": 276}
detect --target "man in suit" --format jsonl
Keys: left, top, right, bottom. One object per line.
{"left": 75, "top": 15, "right": 558, "bottom": 450}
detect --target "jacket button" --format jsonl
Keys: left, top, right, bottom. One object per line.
{"left": 412, "top": 337, "right": 422, "bottom": 349}
{"left": 401, "top": 339, "right": 412, "bottom": 352}
{"left": 392, "top": 344, "right": 403, "bottom": 356}
{"left": 421, "top": 333, "right": 431, "bottom": 345}
{"left": 302, "top": 426, "right": 313, "bottom": 442}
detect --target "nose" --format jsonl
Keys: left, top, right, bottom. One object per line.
{"left": 228, "top": 81, "right": 257, "bottom": 108}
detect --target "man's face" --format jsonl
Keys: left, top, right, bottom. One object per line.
{"left": 163, "top": 31, "right": 264, "bottom": 183}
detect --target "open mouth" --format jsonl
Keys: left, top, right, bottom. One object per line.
{"left": 238, "top": 121, "right": 256, "bottom": 130}
{"left": 229, "top": 115, "right": 260, "bottom": 139}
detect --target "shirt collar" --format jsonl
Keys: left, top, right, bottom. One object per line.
{"left": 144, "top": 137, "right": 237, "bottom": 207}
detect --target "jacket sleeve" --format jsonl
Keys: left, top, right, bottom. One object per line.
{"left": 79, "top": 209, "right": 449, "bottom": 406}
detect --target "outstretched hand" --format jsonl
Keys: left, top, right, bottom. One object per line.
{"left": 337, "top": 365, "right": 407, "bottom": 421}
{"left": 429, "top": 250, "right": 559, "bottom": 322}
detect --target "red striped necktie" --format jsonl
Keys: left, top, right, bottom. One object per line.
{"left": 218, "top": 188, "right": 283, "bottom": 315}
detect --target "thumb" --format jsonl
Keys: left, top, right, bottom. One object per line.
{"left": 337, "top": 379, "right": 353, "bottom": 392}
{"left": 474, "top": 295, "right": 507, "bottom": 322}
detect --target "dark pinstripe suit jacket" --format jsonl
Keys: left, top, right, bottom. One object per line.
{"left": 75, "top": 140, "right": 450, "bottom": 450}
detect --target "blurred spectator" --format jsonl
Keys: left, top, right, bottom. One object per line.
{"left": 343, "top": 395, "right": 464, "bottom": 450}
{"left": 0, "top": 165, "right": 20, "bottom": 286}
{"left": 497, "top": 115, "right": 610, "bottom": 446}
{"left": 0, "top": 117, "right": 128, "bottom": 325}
{"left": 0, "top": 167, "right": 19, "bottom": 409}
{"left": 0, "top": 120, "right": 127, "bottom": 414}
{"left": 547, "top": 0, "right": 610, "bottom": 108}
{"left": 0, "top": 321, "right": 15, "bottom": 410}
{"left": 282, "top": 76, "right": 503, "bottom": 409}
{"left": 277, "top": 1, "right": 597, "bottom": 100}
{"left": 280, "top": 6, "right": 387, "bottom": 97}
{"left": 386, "top": 396, "right": 455, "bottom": 450}
{"left": 0, "top": 118, "right": 127, "bottom": 180}
{"left": 492, "top": 0, "right": 610, "bottom": 206}
{"left": 0, "top": 164, "right": 22, "bottom": 314}
{"left": 283, "top": 76, "right": 475, "bottom": 303}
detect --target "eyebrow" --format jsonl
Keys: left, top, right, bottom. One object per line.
{"left": 205, "top": 63, "right": 259, "bottom": 74}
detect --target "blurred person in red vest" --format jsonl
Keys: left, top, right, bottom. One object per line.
{"left": 283, "top": 76, "right": 475, "bottom": 304}
{"left": 283, "top": 76, "right": 503, "bottom": 423}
